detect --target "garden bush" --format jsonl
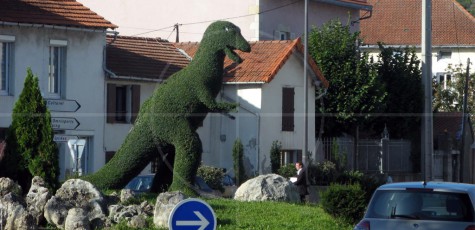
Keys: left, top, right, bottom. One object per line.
{"left": 319, "top": 183, "right": 367, "bottom": 224}
{"left": 308, "top": 160, "right": 338, "bottom": 185}
{"left": 197, "top": 165, "right": 224, "bottom": 192}
{"left": 277, "top": 163, "right": 295, "bottom": 178}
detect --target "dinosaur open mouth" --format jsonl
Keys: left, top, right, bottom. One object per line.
{"left": 225, "top": 46, "right": 243, "bottom": 63}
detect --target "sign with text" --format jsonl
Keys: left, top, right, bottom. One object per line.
{"left": 46, "top": 99, "right": 81, "bottom": 112}
{"left": 51, "top": 117, "right": 80, "bottom": 130}
{"left": 53, "top": 135, "right": 79, "bottom": 142}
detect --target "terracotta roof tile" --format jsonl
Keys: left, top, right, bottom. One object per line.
{"left": 174, "top": 38, "right": 328, "bottom": 88}
{"left": 106, "top": 35, "right": 190, "bottom": 81}
{"left": 360, "top": 0, "right": 475, "bottom": 46}
{"left": 0, "top": 0, "right": 117, "bottom": 29}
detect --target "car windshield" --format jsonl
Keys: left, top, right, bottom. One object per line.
{"left": 366, "top": 189, "right": 475, "bottom": 222}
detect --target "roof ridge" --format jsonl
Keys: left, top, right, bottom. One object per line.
{"left": 108, "top": 35, "right": 168, "bottom": 42}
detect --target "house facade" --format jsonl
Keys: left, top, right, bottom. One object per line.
{"left": 78, "top": 0, "right": 372, "bottom": 42}
{"left": 175, "top": 39, "right": 328, "bottom": 175}
{"left": 360, "top": 0, "right": 475, "bottom": 81}
{"left": 0, "top": 0, "right": 117, "bottom": 180}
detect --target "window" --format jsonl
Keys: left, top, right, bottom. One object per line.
{"left": 436, "top": 72, "right": 452, "bottom": 90}
{"left": 280, "top": 149, "right": 302, "bottom": 166}
{"left": 105, "top": 151, "right": 115, "bottom": 164}
{"left": 48, "top": 39, "right": 67, "bottom": 98}
{"left": 273, "top": 31, "right": 295, "bottom": 40}
{"left": 282, "top": 87, "right": 294, "bottom": 131}
{"left": 438, "top": 51, "right": 452, "bottom": 60}
{"left": 0, "top": 35, "right": 14, "bottom": 95}
{"left": 107, "top": 84, "right": 140, "bottom": 124}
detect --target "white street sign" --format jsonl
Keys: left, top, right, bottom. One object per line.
{"left": 51, "top": 117, "right": 80, "bottom": 130}
{"left": 53, "top": 135, "right": 78, "bottom": 142}
{"left": 46, "top": 99, "right": 81, "bottom": 112}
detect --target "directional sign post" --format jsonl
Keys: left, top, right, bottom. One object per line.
{"left": 46, "top": 99, "right": 81, "bottom": 112}
{"left": 169, "top": 198, "right": 216, "bottom": 230}
{"left": 51, "top": 117, "right": 80, "bottom": 130}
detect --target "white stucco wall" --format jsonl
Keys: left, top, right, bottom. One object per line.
{"left": 0, "top": 25, "right": 107, "bottom": 180}
{"left": 78, "top": 0, "right": 258, "bottom": 42}
{"left": 259, "top": 0, "right": 361, "bottom": 40}
{"left": 197, "top": 52, "right": 317, "bottom": 175}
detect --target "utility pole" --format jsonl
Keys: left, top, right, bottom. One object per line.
{"left": 421, "top": 0, "right": 433, "bottom": 181}
{"left": 174, "top": 23, "right": 180, "bottom": 43}
{"left": 303, "top": 0, "right": 308, "bottom": 165}
{"left": 460, "top": 58, "right": 470, "bottom": 182}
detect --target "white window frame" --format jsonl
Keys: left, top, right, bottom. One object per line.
{"left": 47, "top": 39, "right": 67, "bottom": 98}
{"left": 0, "top": 35, "right": 15, "bottom": 96}
{"left": 436, "top": 72, "right": 452, "bottom": 90}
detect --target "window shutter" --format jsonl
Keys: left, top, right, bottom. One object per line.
{"left": 131, "top": 85, "right": 141, "bottom": 123}
{"left": 107, "top": 84, "right": 116, "bottom": 123}
{"left": 282, "top": 87, "right": 294, "bottom": 131}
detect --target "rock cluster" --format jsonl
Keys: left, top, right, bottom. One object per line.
{"left": 0, "top": 174, "right": 299, "bottom": 229}
{"left": 0, "top": 177, "right": 183, "bottom": 230}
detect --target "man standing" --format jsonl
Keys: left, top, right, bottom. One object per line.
{"left": 294, "top": 162, "right": 308, "bottom": 203}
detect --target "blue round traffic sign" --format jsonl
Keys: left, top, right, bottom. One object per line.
{"left": 169, "top": 198, "right": 216, "bottom": 230}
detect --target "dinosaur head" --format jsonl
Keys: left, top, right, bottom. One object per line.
{"left": 202, "top": 21, "right": 251, "bottom": 63}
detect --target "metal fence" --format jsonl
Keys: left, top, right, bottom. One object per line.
{"left": 319, "top": 137, "right": 412, "bottom": 173}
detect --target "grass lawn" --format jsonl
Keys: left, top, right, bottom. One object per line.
{"left": 115, "top": 196, "right": 354, "bottom": 230}
{"left": 208, "top": 199, "right": 353, "bottom": 230}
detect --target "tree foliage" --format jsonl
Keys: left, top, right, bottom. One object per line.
{"left": 308, "top": 20, "right": 386, "bottom": 136}
{"left": 433, "top": 63, "right": 475, "bottom": 115}
{"left": 371, "top": 44, "right": 423, "bottom": 139}
{"left": 2, "top": 68, "right": 59, "bottom": 190}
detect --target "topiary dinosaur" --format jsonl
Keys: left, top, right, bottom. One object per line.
{"left": 84, "top": 21, "right": 250, "bottom": 196}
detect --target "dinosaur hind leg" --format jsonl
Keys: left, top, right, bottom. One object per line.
{"left": 167, "top": 128, "right": 202, "bottom": 196}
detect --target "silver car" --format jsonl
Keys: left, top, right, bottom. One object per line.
{"left": 354, "top": 181, "right": 475, "bottom": 230}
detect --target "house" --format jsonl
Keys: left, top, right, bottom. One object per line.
{"left": 360, "top": 0, "right": 475, "bottom": 82}
{"left": 175, "top": 38, "right": 328, "bottom": 175}
{"left": 433, "top": 112, "right": 474, "bottom": 183}
{"left": 78, "top": 0, "right": 372, "bottom": 41}
{"left": 0, "top": 0, "right": 117, "bottom": 179}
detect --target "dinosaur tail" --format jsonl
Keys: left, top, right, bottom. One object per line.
{"left": 82, "top": 118, "right": 160, "bottom": 190}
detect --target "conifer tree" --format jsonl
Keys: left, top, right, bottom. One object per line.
{"left": 5, "top": 68, "right": 59, "bottom": 190}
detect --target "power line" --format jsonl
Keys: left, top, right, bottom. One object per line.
{"left": 131, "top": 0, "right": 300, "bottom": 37}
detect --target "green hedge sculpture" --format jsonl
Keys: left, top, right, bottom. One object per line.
{"left": 84, "top": 21, "right": 250, "bottom": 196}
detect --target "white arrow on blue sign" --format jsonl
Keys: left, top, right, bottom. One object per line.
{"left": 169, "top": 198, "right": 216, "bottom": 230}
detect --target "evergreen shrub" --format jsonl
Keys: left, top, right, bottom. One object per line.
{"left": 232, "top": 139, "right": 246, "bottom": 185}
{"left": 320, "top": 183, "right": 366, "bottom": 224}
{"left": 270, "top": 140, "right": 281, "bottom": 173}
{"left": 197, "top": 165, "right": 224, "bottom": 192}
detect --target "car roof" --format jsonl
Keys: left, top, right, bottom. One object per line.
{"left": 378, "top": 181, "right": 475, "bottom": 193}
